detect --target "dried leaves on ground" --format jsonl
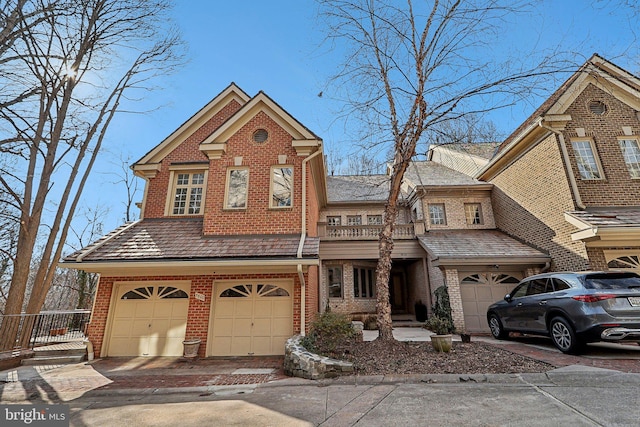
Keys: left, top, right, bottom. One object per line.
{"left": 330, "top": 339, "right": 553, "bottom": 375}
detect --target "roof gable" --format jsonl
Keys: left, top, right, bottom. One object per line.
{"left": 134, "top": 83, "right": 250, "bottom": 172}
{"left": 478, "top": 54, "right": 640, "bottom": 180}
{"left": 200, "top": 91, "right": 321, "bottom": 159}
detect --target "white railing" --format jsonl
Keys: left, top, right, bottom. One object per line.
{"left": 323, "top": 223, "right": 416, "bottom": 240}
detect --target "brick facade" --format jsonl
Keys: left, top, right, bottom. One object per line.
{"left": 89, "top": 272, "right": 308, "bottom": 358}
{"left": 490, "top": 133, "right": 590, "bottom": 271}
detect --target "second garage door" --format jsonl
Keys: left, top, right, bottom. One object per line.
{"left": 210, "top": 281, "right": 293, "bottom": 356}
{"left": 460, "top": 273, "right": 520, "bottom": 333}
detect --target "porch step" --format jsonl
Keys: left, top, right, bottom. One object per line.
{"left": 22, "top": 342, "right": 86, "bottom": 366}
{"left": 22, "top": 354, "right": 85, "bottom": 366}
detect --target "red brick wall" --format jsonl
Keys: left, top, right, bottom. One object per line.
{"left": 202, "top": 111, "right": 304, "bottom": 235}
{"left": 144, "top": 100, "right": 242, "bottom": 218}
{"left": 89, "top": 272, "right": 306, "bottom": 358}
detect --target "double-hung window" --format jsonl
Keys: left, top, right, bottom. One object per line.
{"left": 428, "top": 203, "right": 446, "bottom": 225}
{"left": 225, "top": 167, "right": 249, "bottom": 209}
{"left": 169, "top": 168, "right": 207, "bottom": 215}
{"left": 571, "top": 139, "right": 604, "bottom": 180}
{"left": 464, "top": 203, "right": 483, "bottom": 225}
{"left": 271, "top": 166, "right": 293, "bottom": 208}
{"left": 353, "top": 266, "right": 375, "bottom": 298}
{"left": 327, "top": 216, "right": 342, "bottom": 226}
{"left": 327, "top": 266, "right": 343, "bottom": 298}
{"left": 367, "top": 215, "right": 383, "bottom": 225}
{"left": 347, "top": 215, "right": 362, "bottom": 226}
{"left": 619, "top": 138, "right": 640, "bottom": 179}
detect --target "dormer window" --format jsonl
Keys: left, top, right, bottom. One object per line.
{"left": 167, "top": 166, "right": 207, "bottom": 216}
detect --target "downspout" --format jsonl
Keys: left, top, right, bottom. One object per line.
{"left": 538, "top": 120, "right": 586, "bottom": 210}
{"left": 297, "top": 147, "right": 323, "bottom": 336}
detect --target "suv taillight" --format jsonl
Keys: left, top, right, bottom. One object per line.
{"left": 572, "top": 294, "right": 617, "bottom": 303}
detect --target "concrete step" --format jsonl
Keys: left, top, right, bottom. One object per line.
{"left": 33, "top": 347, "right": 86, "bottom": 357}
{"left": 22, "top": 354, "right": 85, "bottom": 366}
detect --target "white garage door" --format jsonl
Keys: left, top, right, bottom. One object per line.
{"left": 460, "top": 273, "right": 520, "bottom": 333}
{"left": 108, "top": 283, "right": 190, "bottom": 356}
{"left": 210, "top": 282, "right": 293, "bottom": 356}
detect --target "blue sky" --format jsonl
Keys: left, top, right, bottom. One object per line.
{"left": 80, "top": 0, "right": 639, "bottom": 236}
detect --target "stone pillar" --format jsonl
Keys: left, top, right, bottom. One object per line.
{"left": 444, "top": 268, "right": 465, "bottom": 333}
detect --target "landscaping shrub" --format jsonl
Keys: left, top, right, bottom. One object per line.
{"left": 300, "top": 310, "right": 356, "bottom": 356}
{"left": 431, "top": 286, "right": 455, "bottom": 334}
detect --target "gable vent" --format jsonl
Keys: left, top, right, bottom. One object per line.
{"left": 253, "top": 129, "right": 269, "bottom": 143}
{"left": 588, "top": 100, "right": 607, "bottom": 116}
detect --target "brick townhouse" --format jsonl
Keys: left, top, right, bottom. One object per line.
{"left": 61, "top": 54, "right": 640, "bottom": 357}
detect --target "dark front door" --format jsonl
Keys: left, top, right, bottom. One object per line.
{"left": 389, "top": 272, "right": 405, "bottom": 312}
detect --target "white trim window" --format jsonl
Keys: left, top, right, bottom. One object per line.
{"left": 367, "top": 215, "right": 383, "bottom": 225}
{"left": 347, "top": 215, "right": 362, "bottom": 226}
{"left": 571, "top": 139, "right": 603, "bottom": 180}
{"left": 464, "top": 203, "right": 483, "bottom": 225}
{"left": 271, "top": 166, "right": 293, "bottom": 208}
{"left": 327, "top": 216, "right": 341, "bottom": 226}
{"left": 619, "top": 138, "right": 640, "bottom": 179}
{"left": 170, "top": 170, "right": 206, "bottom": 215}
{"left": 428, "top": 203, "right": 446, "bottom": 225}
{"left": 225, "top": 167, "right": 249, "bottom": 209}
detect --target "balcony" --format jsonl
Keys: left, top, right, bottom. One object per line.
{"left": 318, "top": 222, "right": 423, "bottom": 241}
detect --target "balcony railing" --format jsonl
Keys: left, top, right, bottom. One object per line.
{"left": 319, "top": 222, "right": 422, "bottom": 240}
{"left": 0, "top": 310, "right": 91, "bottom": 354}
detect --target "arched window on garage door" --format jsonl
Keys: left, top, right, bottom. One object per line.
{"left": 461, "top": 273, "right": 520, "bottom": 286}
{"left": 607, "top": 255, "right": 640, "bottom": 273}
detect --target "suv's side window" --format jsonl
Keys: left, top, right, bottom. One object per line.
{"left": 510, "top": 282, "right": 529, "bottom": 298}
{"left": 526, "top": 278, "right": 549, "bottom": 296}
{"left": 552, "top": 278, "right": 571, "bottom": 291}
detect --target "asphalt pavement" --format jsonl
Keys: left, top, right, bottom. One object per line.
{"left": 1, "top": 328, "right": 640, "bottom": 426}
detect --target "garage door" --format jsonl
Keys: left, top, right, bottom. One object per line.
{"left": 210, "top": 282, "right": 293, "bottom": 356}
{"left": 108, "top": 283, "right": 190, "bottom": 356}
{"left": 460, "top": 273, "right": 520, "bottom": 333}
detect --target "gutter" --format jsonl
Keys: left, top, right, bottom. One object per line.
{"left": 297, "top": 147, "right": 323, "bottom": 336}
{"left": 538, "top": 120, "right": 586, "bottom": 210}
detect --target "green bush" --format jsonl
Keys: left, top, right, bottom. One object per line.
{"left": 429, "top": 286, "right": 455, "bottom": 334}
{"left": 300, "top": 310, "right": 355, "bottom": 355}
{"left": 424, "top": 315, "right": 453, "bottom": 335}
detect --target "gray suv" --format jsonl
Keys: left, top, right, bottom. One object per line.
{"left": 486, "top": 271, "right": 640, "bottom": 354}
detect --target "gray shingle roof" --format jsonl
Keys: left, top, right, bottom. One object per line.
{"left": 566, "top": 208, "right": 640, "bottom": 227}
{"left": 433, "top": 142, "right": 501, "bottom": 160}
{"left": 326, "top": 175, "right": 390, "bottom": 203}
{"left": 418, "top": 230, "right": 548, "bottom": 260}
{"left": 64, "top": 218, "right": 319, "bottom": 262}
{"left": 405, "top": 161, "right": 486, "bottom": 187}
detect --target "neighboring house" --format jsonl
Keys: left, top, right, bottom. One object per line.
{"left": 427, "top": 142, "right": 500, "bottom": 176}
{"left": 473, "top": 54, "right": 640, "bottom": 276}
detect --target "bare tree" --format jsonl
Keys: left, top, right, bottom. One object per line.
{"left": 318, "top": 0, "right": 571, "bottom": 340}
{"left": 108, "top": 155, "right": 140, "bottom": 222}
{"left": 423, "top": 114, "right": 503, "bottom": 148}
{"left": 0, "top": 0, "right": 185, "bottom": 350}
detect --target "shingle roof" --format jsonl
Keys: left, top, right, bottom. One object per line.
{"left": 565, "top": 208, "right": 640, "bottom": 227}
{"left": 326, "top": 175, "right": 390, "bottom": 203}
{"left": 405, "top": 161, "right": 486, "bottom": 187}
{"left": 432, "top": 142, "right": 501, "bottom": 160}
{"left": 418, "top": 230, "right": 548, "bottom": 260}
{"left": 64, "top": 218, "right": 319, "bottom": 262}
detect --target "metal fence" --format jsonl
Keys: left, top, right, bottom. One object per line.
{"left": 0, "top": 310, "right": 91, "bottom": 353}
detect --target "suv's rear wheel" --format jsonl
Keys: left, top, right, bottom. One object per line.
{"left": 549, "top": 316, "right": 583, "bottom": 354}
{"left": 488, "top": 313, "right": 509, "bottom": 340}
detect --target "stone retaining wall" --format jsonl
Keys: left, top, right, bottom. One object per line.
{"left": 284, "top": 336, "right": 354, "bottom": 380}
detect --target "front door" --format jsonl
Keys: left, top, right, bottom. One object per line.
{"left": 389, "top": 272, "right": 405, "bottom": 312}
